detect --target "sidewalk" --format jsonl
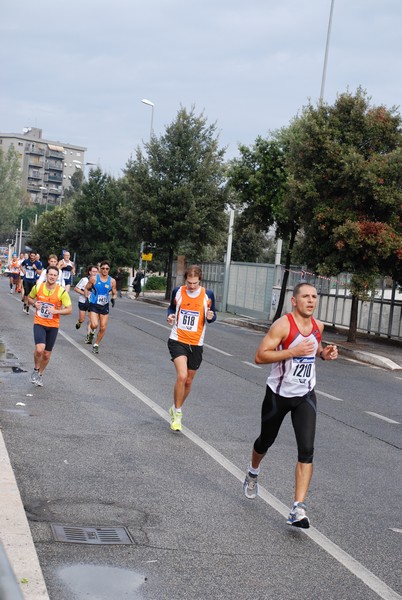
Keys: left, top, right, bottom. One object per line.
{"left": 132, "top": 291, "right": 402, "bottom": 371}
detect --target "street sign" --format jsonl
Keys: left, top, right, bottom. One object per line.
{"left": 142, "top": 253, "right": 153, "bottom": 261}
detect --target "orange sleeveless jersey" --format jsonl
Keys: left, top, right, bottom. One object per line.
{"left": 169, "top": 286, "right": 211, "bottom": 346}
{"left": 31, "top": 283, "right": 71, "bottom": 328}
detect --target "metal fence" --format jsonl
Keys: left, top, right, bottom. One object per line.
{"left": 172, "top": 261, "right": 402, "bottom": 341}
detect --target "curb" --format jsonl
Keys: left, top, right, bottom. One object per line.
{"left": 0, "top": 431, "right": 50, "bottom": 600}
{"left": 211, "top": 317, "right": 402, "bottom": 371}
{"left": 330, "top": 344, "right": 401, "bottom": 371}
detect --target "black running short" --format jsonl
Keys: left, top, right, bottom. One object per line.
{"left": 78, "top": 299, "right": 90, "bottom": 311}
{"left": 88, "top": 303, "right": 109, "bottom": 315}
{"left": 23, "top": 279, "right": 36, "bottom": 296}
{"left": 33, "top": 324, "right": 59, "bottom": 351}
{"left": 167, "top": 339, "right": 203, "bottom": 371}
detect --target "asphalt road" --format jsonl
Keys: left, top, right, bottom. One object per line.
{"left": 0, "top": 282, "right": 401, "bottom": 600}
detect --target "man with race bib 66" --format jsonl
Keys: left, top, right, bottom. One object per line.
{"left": 28, "top": 266, "right": 72, "bottom": 387}
{"left": 243, "top": 282, "right": 338, "bottom": 529}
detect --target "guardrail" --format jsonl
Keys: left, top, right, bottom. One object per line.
{"left": 0, "top": 542, "right": 24, "bottom": 600}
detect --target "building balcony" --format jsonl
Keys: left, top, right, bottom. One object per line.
{"left": 25, "top": 146, "right": 45, "bottom": 156}
{"left": 46, "top": 149, "right": 64, "bottom": 159}
{"left": 47, "top": 161, "right": 63, "bottom": 171}
{"left": 27, "top": 182, "right": 43, "bottom": 191}
{"left": 46, "top": 174, "right": 63, "bottom": 183}
{"left": 48, "top": 187, "right": 62, "bottom": 195}
{"left": 28, "top": 158, "right": 43, "bottom": 167}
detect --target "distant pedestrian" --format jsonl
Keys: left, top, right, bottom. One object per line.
{"left": 28, "top": 266, "right": 72, "bottom": 387}
{"left": 133, "top": 269, "right": 143, "bottom": 299}
{"left": 243, "top": 282, "right": 338, "bottom": 529}
{"left": 166, "top": 265, "right": 216, "bottom": 431}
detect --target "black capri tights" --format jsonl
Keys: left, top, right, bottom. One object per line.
{"left": 253, "top": 386, "right": 317, "bottom": 463}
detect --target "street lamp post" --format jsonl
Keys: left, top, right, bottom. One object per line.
{"left": 39, "top": 186, "right": 48, "bottom": 212}
{"left": 138, "top": 98, "right": 155, "bottom": 277}
{"left": 141, "top": 98, "right": 154, "bottom": 138}
{"left": 320, "top": 0, "right": 335, "bottom": 101}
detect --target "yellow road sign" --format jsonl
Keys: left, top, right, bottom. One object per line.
{"left": 142, "top": 253, "right": 153, "bottom": 261}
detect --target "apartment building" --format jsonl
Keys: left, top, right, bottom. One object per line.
{"left": 0, "top": 127, "right": 87, "bottom": 207}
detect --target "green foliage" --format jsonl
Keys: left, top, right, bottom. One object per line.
{"left": 122, "top": 107, "right": 228, "bottom": 291}
{"left": 0, "top": 146, "right": 22, "bottom": 239}
{"left": 28, "top": 205, "right": 71, "bottom": 257}
{"left": 285, "top": 89, "right": 402, "bottom": 294}
{"left": 227, "top": 137, "right": 287, "bottom": 233}
{"left": 63, "top": 168, "right": 135, "bottom": 267}
{"left": 231, "top": 213, "right": 276, "bottom": 262}
{"left": 144, "top": 275, "right": 167, "bottom": 290}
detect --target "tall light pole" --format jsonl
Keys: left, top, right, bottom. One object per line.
{"left": 320, "top": 0, "right": 335, "bottom": 101}
{"left": 141, "top": 98, "right": 154, "bottom": 139}
{"left": 138, "top": 98, "right": 155, "bottom": 275}
{"left": 39, "top": 186, "right": 48, "bottom": 212}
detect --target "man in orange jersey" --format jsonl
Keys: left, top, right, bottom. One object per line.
{"left": 166, "top": 265, "right": 216, "bottom": 431}
{"left": 27, "top": 266, "right": 72, "bottom": 387}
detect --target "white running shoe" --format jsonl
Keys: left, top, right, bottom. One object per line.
{"left": 35, "top": 374, "right": 44, "bottom": 387}
{"left": 243, "top": 471, "right": 259, "bottom": 499}
{"left": 287, "top": 502, "right": 310, "bottom": 528}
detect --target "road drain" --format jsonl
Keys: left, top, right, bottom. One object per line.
{"left": 51, "top": 524, "right": 134, "bottom": 545}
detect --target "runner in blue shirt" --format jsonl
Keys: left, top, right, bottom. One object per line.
{"left": 85, "top": 260, "right": 117, "bottom": 354}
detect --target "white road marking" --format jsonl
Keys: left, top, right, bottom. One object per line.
{"left": 242, "top": 361, "right": 262, "bottom": 369}
{"left": 316, "top": 389, "right": 344, "bottom": 402}
{"left": 59, "top": 329, "right": 401, "bottom": 600}
{"left": 389, "top": 528, "right": 402, "bottom": 534}
{"left": 115, "top": 307, "right": 232, "bottom": 356}
{"left": 365, "top": 411, "right": 400, "bottom": 425}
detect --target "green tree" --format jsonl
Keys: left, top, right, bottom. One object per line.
{"left": 227, "top": 137, "right": 292, "bottom": 317}
{"left": 28, "top": 205, "right": 70, "bottom": 257}
{"left": 63, "top": 170, "right": 84, "bottom": 201}
{"left": 0, "top": 146, "right": 22, "bottom": 240}
{"left": 122, "top": 107, "right": 228, "bottom": 297}
{"left": 285, "top": 89, "right": 402, "bottom": 341}
{"left": 231, "top": 213, "right": 275, "bottom": 263}
{"left": 64, "top": 168, "right": 134, "bottom": 268}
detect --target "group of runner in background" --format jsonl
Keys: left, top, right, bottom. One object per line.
{"left": 2, "top": 250, "right": 117, "bottom": 382}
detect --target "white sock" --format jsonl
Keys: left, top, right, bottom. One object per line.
{"left": 248, "top": 465, "right": 260, "bottom": 476}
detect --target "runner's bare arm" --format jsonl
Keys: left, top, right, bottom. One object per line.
{"left": 255, "top": 316, "right": 316, "bottom": 364}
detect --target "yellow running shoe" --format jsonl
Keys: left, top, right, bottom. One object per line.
{"left": 169, "top": 406, "right": 182, "bottom": 431}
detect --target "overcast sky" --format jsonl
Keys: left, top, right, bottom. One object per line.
{"left": 1, "top": 0, "right": 401, "bottom": 177}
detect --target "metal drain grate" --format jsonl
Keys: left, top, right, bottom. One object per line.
{"left": 51, "top": 524, "right": 133, "bottom": 545}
